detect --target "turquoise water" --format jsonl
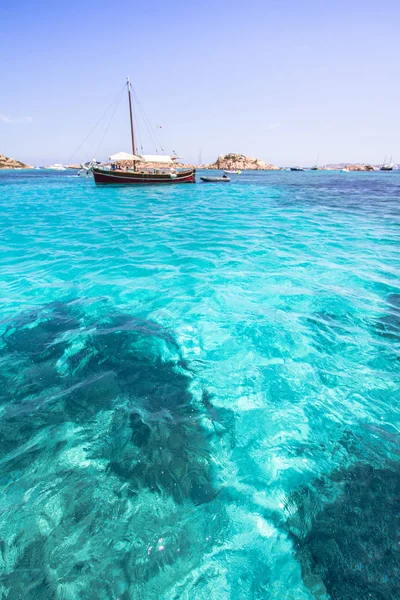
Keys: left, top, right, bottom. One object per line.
{"left": 0, "top": 169, "right": 399, "bottom": 599}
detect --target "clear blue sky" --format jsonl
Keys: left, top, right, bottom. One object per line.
{"left": 1, "top": 0, "right": 399, "bottom": 166}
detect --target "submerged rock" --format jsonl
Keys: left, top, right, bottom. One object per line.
{"left": 285, "top": 461, "right": 400, "bottom": 600}
{"left": 377, "top": 293, "right": 400, "bottom": 341}
{"left": 0, "top": 300, "right": 226, "bottom": 598}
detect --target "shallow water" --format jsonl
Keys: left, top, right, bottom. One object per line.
{"left": 0, "top": 169, "right": 399, "bottom": 599}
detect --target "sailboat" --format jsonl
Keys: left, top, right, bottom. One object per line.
{"left": 92, "top": 79, "right": 196, "bottom": 185}
{"left": 310, "top": 153, "right": 320, "bottom": 170}
{"left": 380, "top": 155, "right": 395, "bottom": 171}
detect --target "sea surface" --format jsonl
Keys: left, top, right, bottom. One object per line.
{"left": 0, "top": 169, "right": 399, "bottom": 600}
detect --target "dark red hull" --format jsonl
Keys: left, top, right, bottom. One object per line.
{"left": 93, "top": 167, "right": 196, "bottom": 185}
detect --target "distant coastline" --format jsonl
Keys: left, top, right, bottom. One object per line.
{"left": 0, "top": 152, "right": 397, "bottom": 172}
{"left": 194, "top": 154, "right": 394, "bottom": 171}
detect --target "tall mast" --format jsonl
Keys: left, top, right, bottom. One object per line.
{"left": 126, "top": 77, "right": 136, "bottom": 156}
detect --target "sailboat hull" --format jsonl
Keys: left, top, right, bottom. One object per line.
{"left": 93, "top": 167, "right": 196, "bottom": 185}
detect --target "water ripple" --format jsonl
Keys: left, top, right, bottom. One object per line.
{"left": 0, "top": 169, "right": 399, "bottom": 598}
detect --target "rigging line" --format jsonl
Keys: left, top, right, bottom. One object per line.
{"left": 93, "top": 89, "right": 126, "bottom": 158}
{"left": 137, "top": 98, "right": 164, "bottom": 152}
{"left": 131, "top": 85, "right": 167, "bottom": 155}
{"left": 66, "top": 84, "right": 126, "bottom": 165}
{"left": 132, "top": 89, "right": 165, "bottom": 153}
{"left": 143, "top": 112, "right": 166, "bottom": 153}
{"left": 133, "top": 94, "right": 159, "bottom": 154}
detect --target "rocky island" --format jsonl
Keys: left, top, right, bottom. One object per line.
{"left": 324, "top": 163, "right": 377, "bottom": 171}
{"left": 203, "top": 153, "right": 280, "bottom": 171}
{"left": 0, "top": 154, "right": 31, "bottom": 169}
{"left": 345, "top": 164, "right": 376, "bottom": 171}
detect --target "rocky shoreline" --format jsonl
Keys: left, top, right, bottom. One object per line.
{"left": 0, "top": 154, "right": 31, "bottom": 169}
{"left": 187, "top": 155, "right": 385, "bottom": 171}
{"left": 324, "top": 164, "right": 377, "bottom": 172}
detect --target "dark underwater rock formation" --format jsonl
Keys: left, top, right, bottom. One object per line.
{"left": 377, "top": 293, "right": 400, "bottom": 341}
{"left": 285, "top": 461, "right": 400, "bottom": 600}
{"left": 0, "top": 300, "right": 226, "bottom": 597}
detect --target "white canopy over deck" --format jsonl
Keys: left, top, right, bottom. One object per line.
{"left": 109, "top": 152, "right": 141, "bottom": 161}
{"left": 138, "top": 155, "right": 173, "bottom": 164}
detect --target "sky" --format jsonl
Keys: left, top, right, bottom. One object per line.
{"left": 1, "top": 0, "right": 399, "bottom": 166}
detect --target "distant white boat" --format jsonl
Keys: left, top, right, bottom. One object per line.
{"left": 341, "top": 168, "right": 350, "bottom": 172}
{"left": 45, "top": 163, "right": 67, "bottom": 171}
{"left": 224, "top": 170, "right": 242, "bottom": 174}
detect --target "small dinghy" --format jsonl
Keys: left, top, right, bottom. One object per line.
{"left": 200, "top": 175, "right": 230, "bottom": 182}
